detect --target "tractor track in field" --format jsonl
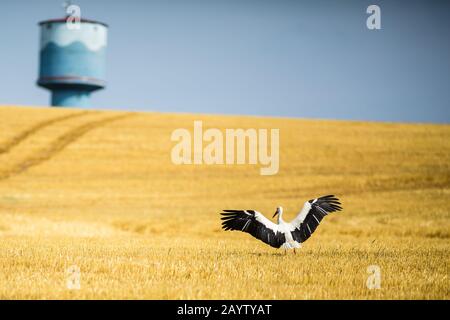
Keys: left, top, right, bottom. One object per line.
{"left": 0, "top": 111, "right": 92, "bottom": 155}
{"left": 0, "top": 113, "right": 133, "bottom": 181}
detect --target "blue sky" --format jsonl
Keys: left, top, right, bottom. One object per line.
{"left": 1, "top": 0, "right": 449, "bottom": 123}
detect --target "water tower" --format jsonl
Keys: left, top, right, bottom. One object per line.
{"left": 37, "top": 13, "right": 108, "bottom": 107}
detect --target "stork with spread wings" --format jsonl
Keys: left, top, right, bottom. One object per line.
{"left": 220, "top": 195, "right": 342, "bottom": 253}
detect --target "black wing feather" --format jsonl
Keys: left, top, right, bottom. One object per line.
{"left": 220, "top": 210, "right": 285, "bottom": 248}
{"left": 291, "top": 195, "right": 342, "bottom": 243}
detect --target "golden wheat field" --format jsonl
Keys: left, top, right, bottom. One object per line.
{"left": 0, "top": 105, "right": 448, "bottom": 299}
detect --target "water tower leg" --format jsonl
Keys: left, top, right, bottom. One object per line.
{"left": 51, "top": 89, "right": 92, "bottom": 107}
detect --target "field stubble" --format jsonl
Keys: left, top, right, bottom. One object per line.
{"left": 0, "top": 105, "right": 448, "bottom": 299}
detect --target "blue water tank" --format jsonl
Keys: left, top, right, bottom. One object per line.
{"left": 37, "top": 17, "right": 108, "bottom": 107}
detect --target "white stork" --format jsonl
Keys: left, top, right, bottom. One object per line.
{"left": 220, "top": 195, "right": 342, "bottom": 253}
